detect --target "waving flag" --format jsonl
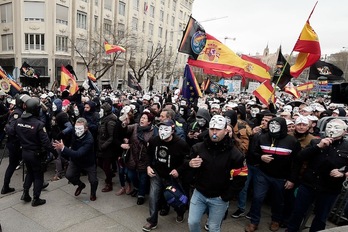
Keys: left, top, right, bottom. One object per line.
{"left": 272, "top": 47, "right": 292, "bottom": 89}
{"left": 253, "top": 80, "right": 275, "bottom": 106}
{"left": 0, "top": 66, "right": 22, "bottom": 96}
{"left": 87, "top": 71, "right": 97, "bottom": 82}
{"left": 309, "top": 60, "right": 344, "bottom": 81}
{"left": 290, "top": 20, "right": 320, "bottom": 77}
{"left": 297, "top": 82, "right": 314, "bottom": 91}
{"left": 284, "top": 82, "right": 301, "bottom": 99}
{"left": 104, "top": 41, "right": 126, "bottom": 54}
{"left": 60, "top": 65, "right": 78, "bottom": 95}
{"left": 128, "top": 71, "right": 142, "bottom": 91}
{"left": 20, "top": 62, "right": 40, "bottom": 79}
{"left": 241, "top": 54, "right": 271, "bottom": 82}
{"left": 182, "top": 64, "right": 202, "bottom": 104}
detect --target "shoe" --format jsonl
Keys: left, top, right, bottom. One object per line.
{"left": 32, "top": 198, "right": 46, "bottom": 207}
{"left": 51, "top": 175, "right": 61, "bottom": 181}
{"left": 130, "top": 189, "right": 138, "bottom": 197}
{"left": 245, "top": 211, "right": 251, "bottom": 219}
{"left": 176, "top": 213, "right": 185, "bottom": 223}
{"left": 142, "top": 222, "right": 157, "bottom": 232}
{"left": 204, "top": 223, "right": 209, "bottom": 231}
{"left": 245, "top": 223, "right": 258, "bottom": 232}
{"left": 101, "top": 184, "right": 113, "bottom": 192}
{"left": 159, "top": 208, "right": 170, "bottom": 216}
{"left": 42, "top": 181, "right": 49, "bottom": 189}
{"left": 231, "top": 208, "right": 245, "bottom": 218}
{"left": 115, "top": 187, "right": 126, "bottom": 196}
{"left": 125, "top": 183, "right": 132, "bottom": 194}
{"left": 74, "top": 183, "right": 86, "bottom": 196}
{"left": 90, "top": 194, "right": 97, "bottom": 201}
{"left": 21, "top": 190, "right": 32, "bottom": 202}
{"left": 1, "top": 186, "right": 15, "bottom": 194}
{"left": 137, "top": 197, "right": 145, "bottom": 205}
{"left": 269, "top": 221, "right": 280, "bottom": 232}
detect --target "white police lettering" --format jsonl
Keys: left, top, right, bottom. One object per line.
{"left": 17, "top": 123, "right": 34, "bottom": 129}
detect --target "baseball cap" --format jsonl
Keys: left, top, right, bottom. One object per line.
{"left": 295, "top": 115, "right": 309, "bottom": 125}
{"left": 307, "top": 115, "right": 318, "bottom": 121}
{"left": 211, "top": 103, "right": 220, "bottom": 109}
{"left": 158, "top": 119, "right": 175, "bottom": 127}
{"left": 302, "top": 106, "right": 313, "bottom": 112}
{"left": 62, "top": 99, "right": 70, "bottom": 107}
{"left": 40, "top": 93, "right": 48, "bottom": 99}
{"left": 143, "top": 94, "right": 151, "bottom": 101}
{"left": 209, "top": 115, "right": 226, "bottom": 130}
{"left": 286, "top": 119, "right": 294, "bottom": 125}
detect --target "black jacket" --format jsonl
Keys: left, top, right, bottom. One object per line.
{"left": 299, "top": 138, "right": 348, "bottom": 194}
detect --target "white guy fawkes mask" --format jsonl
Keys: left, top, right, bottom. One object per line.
{"left": 250, "top": 107, "right": 260, "bottom": 118}
{"left": 325, "top": 120, "right": 347, "bottom": 139}
{"left": 74, "top": 107, "right": 79, "bottom": 116}
{"left": 196, "top": 117, "right": 207, "bottom": 127}
{"left": 269, "top": 121, "right": 281, "bottom": 133}
{"left": 99, "top": 108, "right": 104, "bottom": 118}
{"left": 159, "top": 125, "right": 173, "bottom": 140}
{"left": 75, "top": 125, "right": 85, "bottom": 137}
{"left": 52, "top": 103, "right": 57, "bottom": 112}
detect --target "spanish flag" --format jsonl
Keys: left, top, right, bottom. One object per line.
{"left": 297, "top": 82, "right": 314, "bottom": 91}
{"left": 87, "top": 71, "right": 97, "bottom": 82}
{"left": 284, "top": 82, "right": 301, "bottom": 99}
{"left": 60, "top": 65, "right": 78, "bottom": 95}
{"left": 253, "top": 81, "right": 275, "bottom": 106}
{"left": 104, "top": 41, "right": 126, "bottom": 54}
{"left": 290, "top": 20, "right": 321, "bottom": 77}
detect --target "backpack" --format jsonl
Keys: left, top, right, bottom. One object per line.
{"left": 163, "top": 178, "right": 188, "bottom": 211}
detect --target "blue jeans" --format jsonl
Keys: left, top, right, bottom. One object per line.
{"left": 237, "top": 165, "right": 260, "bottom": 211}
{"left": 127, "top": 169, "right": 148, "bottom": 198}
{"left": 188, "top": 189, "right": 229, "bottom": 232}
{"left": 147, "top": 173, "right": 165, "bottom": 225}
{"left": 249, "top": 170, "right": 286, "bottom": 225}
{"left": 287, "top": 184, "right": 339, "bottom": 232}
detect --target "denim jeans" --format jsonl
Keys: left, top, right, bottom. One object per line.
{"left": 147, "top": 173, "right": 165, "bottom": 225}
{"left": 287, "top": 184, "right": 339, "bottom": 232}
{"left": 237, "top": 165, "right": 260, "bottom": 211}
{"left": 188, "top": 189, "right": 229, "bottom": 232}
{"left": 249, "top": 170, "right": 286, "bottom": 225}
{"left": 127, "top": 169, "right": 148, "bottom": 197}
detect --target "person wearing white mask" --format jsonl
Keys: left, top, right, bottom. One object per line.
{"left": 53, "top": 117, "right": 98, "bottom": 201}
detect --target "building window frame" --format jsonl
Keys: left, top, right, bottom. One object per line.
{"left": 24, "top": 33, "right": 45, "bottom": 51}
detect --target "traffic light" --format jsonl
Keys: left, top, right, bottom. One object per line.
{"left": 331, "top": 83, "right": 348, "bottom": 104}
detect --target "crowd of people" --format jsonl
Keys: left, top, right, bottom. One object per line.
{"left": 0, "top": 85, "right": 348, "bottom": 232}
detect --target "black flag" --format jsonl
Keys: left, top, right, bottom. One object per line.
{"left": 309, "top": 60, "right": 344, "bottom": 81}
{"left": 20, "top": 62, "right": 40, "bottom": 79}
{"left": 128, "top": 71, "right": 142, "bottom": 91}
{"left": 272, "top": 47, "right": 292, "bottom": 90}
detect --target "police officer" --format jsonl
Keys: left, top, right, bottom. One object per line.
{"left": 15, "top": 97, "right": 57, "bottom": 207}
{"left": 1, "top": 94, "right": 30, "bottom": 194}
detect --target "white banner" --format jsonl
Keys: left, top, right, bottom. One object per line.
{"left": 247, "top": 82, "right": 260, "bottom": 93}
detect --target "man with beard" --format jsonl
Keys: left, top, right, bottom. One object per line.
{"left": 287, "top": 119, "right": 348, "bottom": 232}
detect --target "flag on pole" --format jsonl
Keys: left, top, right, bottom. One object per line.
{"left": 128, "top": 71, "right": 142, "bottom": 91}
{"left": 104, "top": 41, "right": 126, "bottom": 54}
{"left": 309, "top": 60, "right": 344, "bottom": 81}
{"left": 297, "top": 82, "right": 314, "bottom": 91}
{"left": 272, "top": 47, "right": 292, "bottom": 89}
{"left": 87, "top": 71, "right": 97, "bottom": 82}
{"left": 252, "top": 80, "right": 275, "bottom": 106}
{"left": 284, "top": 82, "right": 301, "bottom": 99}
{"left": 201, "top": 78, "right": 211, "bottom": 91}
{"left": 241, "top": 54, "right": 271, "bottom": 82}
{"left": 60, "top": 65, "right": 78, "bottom": 95}
{"left": 0, "top": 66, "right": 22, "bottom": 96}
{"left": 290, "top": 20, "right": 321, "bottom": 77}
{"left": 178, "top": 16, "right": 206, "bottom": 60}
{"left": 182, "top": 64, "right": 202, "bottom": 104}
{"left": 20, "top": 62, "right": 40, "bottom": 79}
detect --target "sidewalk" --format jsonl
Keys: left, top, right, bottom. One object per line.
{"left": 0, "top": 154, "right": 345, "bottom": 232}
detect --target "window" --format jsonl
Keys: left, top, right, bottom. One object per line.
{"left": 132, "top": 17, "right": 138, "bottom": 31}
{"left": 149, "top": 5, "right": 155, "bottom": 18}
{"left": 159, "top": 10, "right": 164, "bottom": 22}
{"left": 76, "top": 38, "right": 87, "bottom": 54}
{"left": 147, "top": 41, "right": 153, "bottom": 56}
{"left": 117, "top": 23, "right": 125, "bottom": 38}
{"left": 81, "top": 0, "right": 88, "bottom": 2}
{"left": 133, "top": 0, "right": 139, "bottom": 11}
{"left": 1, "top": 34, "right": 13, "bottom": 51}
{"left": 25, "top": 33, "right": 45, "bottom": 51}
{"left": 24, "top": 1, "right": 44, "bottom": 22}
{"left": 118, "top": 2, "right": 125, "bottom": 16}
{"left": 142, "top": 21, "right": 145, "bottom": 33}
{"left": 0, "top": 3, "right": 12, "bottom": 23}
{"left": 170, "top": 31, "right": 173, "bottom": 41}
{"left": 56, "top": 4, "right": 68, "bottom": 25}
{"left": 104, "top": 19, "right": 112, "bottom": 34}
{"left": 94, "top": 16, "right": 98, "bottom": 32}
{"left": 149, "top": 23, "right": 154, "bottom": 36}
{"left": 171, "top": 16, "right": 175, "bottom": 26}
{"left": 158, "top": 27, "right": 163, "bottom": 38}
{"left": 77, "top": 11, "right": 87, "bottom": 29}
{"left": 104, "top": 0, "right": 112, "bottom": 10}
{"left": 95, "top": 0, "right": 98, "bottom": 6}
{"left": 161, "top": 0, "right": 165, "bottom": 5}
{"left": 179, "top": 10, "right": 183, "bottom": 19}
{"left": 172, "top": 1, "right": 176, "bottom": 11}
{"left": 56, "top": 35, "right": 68, "bottom": 52}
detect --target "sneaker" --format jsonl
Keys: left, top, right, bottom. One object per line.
{"left": 245, "top": 211, "right": 251, "bottom": 219}
{"left": 32, "top": 198, "right": 46, "bottom": 207}
{"left": 231, "top": 208, "right": 245, "bottom": 218}
{"left": 142, "top": 222, "right": 157, "bottom": 232}
{"left": 204, "top": 223, "right": 209, "bottom": 231}
{"left": 176, "top": 213, "right": 185, "bottom": 223}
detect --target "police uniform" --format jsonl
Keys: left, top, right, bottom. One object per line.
{"left": 15, "top": 99, "right": 57, "bottom": 206}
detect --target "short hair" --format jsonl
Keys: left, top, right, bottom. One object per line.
{"left": 75, "top": 117, "right": 88, "bottom": 128}
{"left": 152, "top": 102, "right": 161, "bottom": 110}
{"left": 161, "top": 108, "right": 175, "bottom": 119}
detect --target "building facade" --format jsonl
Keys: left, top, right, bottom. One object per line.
{"left": 0, "top": 0, "right": 193, "bottom": 91}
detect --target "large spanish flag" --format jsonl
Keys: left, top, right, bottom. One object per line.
{"left": 104, "top": 41, "right": 126, "bottom": 54}
{"left": 297, "top": 82, "right": 314, "bottom": 91}
{"left": 290, "top": 20, "right": 321, "bottom": 77}
{"left": 60, "top": 65, "right": 78, "bottom": 95}
{"left": 253, "top": 80, "right": 275, "bottom": 106}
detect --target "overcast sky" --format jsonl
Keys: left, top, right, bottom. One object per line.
{"left": 191, "top": 0, "right": 348, "bottom": 57}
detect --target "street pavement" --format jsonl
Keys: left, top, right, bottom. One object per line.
{"left": 0, "top": 151, "right": 346, "bottom": 232}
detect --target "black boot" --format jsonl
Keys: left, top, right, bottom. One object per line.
{"left": 42, "top": 181, "right": 49, "bottom": 189}
{"left": 32, "top": 198, "right": 46, "bottom": 207}
{"left": 90, "top": 182, "right": 98, "bottom": 201}
{"left": 1, "top": 185, "right": 15, "bottom": 194}
{"left": 20, "top": 189, "right": 32, "bottom": 202}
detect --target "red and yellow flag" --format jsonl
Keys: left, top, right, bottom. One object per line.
{"left": 60, "top": 65, "right": 78, "bottom": 95}
{"left": 284, "top": 82, "right": 301, "bottom": 99}
{"left": 87, "top": 71, "right": 97, "bottom": 82}
{"left": 253, "top": 81, "right": 275, "bottom": 106}
{"left": 290, "top": 20, "right": 321, "bottom": 77}
{"left": 104, "top": 41, "right": 126, "bottom": 54}
{"left": 297, "top": 82, "right": 314, "bottom": 91}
